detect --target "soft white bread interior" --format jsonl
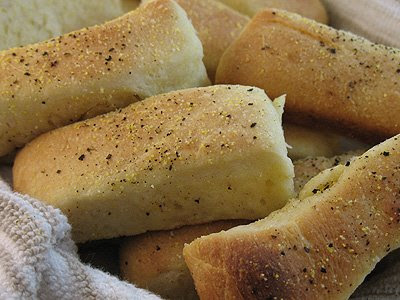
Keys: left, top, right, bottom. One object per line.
{"left": 184, "top": 134, "right": 400, "bottom": 299}
{"left": 215, "top": 0, "right": 328, "bottom": 23}
{"left": 13, "top": 85, "right": 294, "bottom": 243}
{"left": 143, "top": 0, "right": 249, "bottom": 81}
{"left": 0, "top": 0, "right": 209, "bottom": 157}
{"left": 0, "top": 0, "right": 131, "bottom": 51}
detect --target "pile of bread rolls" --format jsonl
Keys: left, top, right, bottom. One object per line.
{"left": 2, "top": 0, "right": 399, "bottom": 299}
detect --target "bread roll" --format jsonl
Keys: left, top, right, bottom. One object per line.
{"left": 184, "top": 134, "right": 400, "bottom": 299}
{"left": 216, "top": 9, "right": 400, "bottom": 142}
{"left": 120, "top": 220, "right": 249, "bottom": 300}
{"left": 0, "top": 0, "right": 209, "bottom": 157}
{"left": 0, "top": 0, "right": 129, "bottom": 51}
{"left": 119, "top": 150, "right": 365, "bottom": 299}
{"left": 216, "top": 0, "right": 328, "bottom": 23}
{"left": 14, "top": 85, "right": 294, "bottom": 243}
{"left": 143, "top": 0, "right": 249, "bottom": 81}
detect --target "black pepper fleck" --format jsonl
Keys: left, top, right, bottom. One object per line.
{"left": 328, "top": 48, "right": 337, "bottom": 54}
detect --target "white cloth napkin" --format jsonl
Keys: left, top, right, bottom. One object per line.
{"left": 0, "top": 166, "right": 160, "bottom": 300}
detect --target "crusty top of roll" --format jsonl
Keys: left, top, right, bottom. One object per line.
{"left": 146, "top": 0, "right": 250, "bottom": 81}
{"left": 216, "top": 9, "right": 400, "bottom": 142}
{"left": 14, "top": 85, "right": 294, "bottom": 242}
{"left": 184, "top": 135, "right": 400, "bottom": 299}
{"left": 0, "top": 0, "right": 209, "bottom": 157}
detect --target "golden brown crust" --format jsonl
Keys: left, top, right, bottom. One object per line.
{"left": 120, "top": 220, "right": 249, "bottom": 299}
{"left": 217, "top": 0, "right": 328, "bottom": 23}
{"left": 118, "top": 151, "right": 361, "bottom": 298}
{"left": 144, "top": 0, "right": 249, "bottom": 81}
{"left": 184, "top": 135, "right": 400, "bottom": 299}
{"left": 0, "top": 0, "right": 209, "bottom": 156}
{"left": 216, "top": 9, "right": 400, "bottom": 142}
{"left": 174, "top": 0, "right": 249, "bottom": 82}
{"left": 13, "top": 85, "right": 294, "bottom": 243}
